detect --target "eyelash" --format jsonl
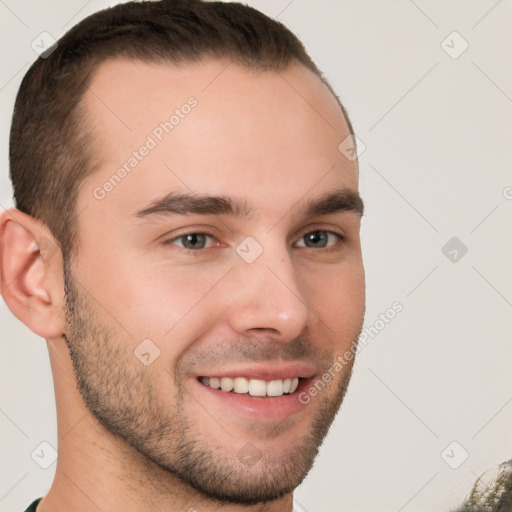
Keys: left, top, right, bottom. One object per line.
{"left": 164, "top": 229, "right": 346, "bottom": 251}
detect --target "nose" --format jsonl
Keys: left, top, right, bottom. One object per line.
{"left": 225, "top": 242, "right": 310, "bottom": 342}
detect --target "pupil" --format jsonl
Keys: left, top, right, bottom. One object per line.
{"left": 184, "top": 234, "right": 205, "bottom": 249}
{"left": 306, "top": 231, "right": 327, "bottom": 247}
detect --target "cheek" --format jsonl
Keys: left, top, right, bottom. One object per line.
{"left": 75, "top": 245, "right": 226, "bottom": 353}
{"left": 305, "top": 262, "right": 365, "bottom": 346}
{"left": 108, "top": 262, "right": 229, "bottom": 355}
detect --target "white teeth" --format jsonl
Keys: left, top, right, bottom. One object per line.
{"left": 201, "top": 376, "right": 301, "bottom": 397}
{"left": 248, "top": 379, "right": 266, "bottom": 397}
{"left": 220, "top": 377, "right": 234, "bottom": 392}
{"left": 209, "top": 377, "right": 221, "bottom": 389}
{"left": 233, "top": 377, "right": 249, "bottom": 394}
{"left": 267, "top": 380, "right": 284, "bottom": 397}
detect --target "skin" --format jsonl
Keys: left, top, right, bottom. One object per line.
{"left": 0, "top": 59, "right": 365, "bottom": 511}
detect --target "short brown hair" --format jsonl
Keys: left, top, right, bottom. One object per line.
{"left": 9, "top": 0, "right": 353, "bottom": 258}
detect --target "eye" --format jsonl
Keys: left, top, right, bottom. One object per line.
{"left": 295, "top": 230, "right": 343, "bottom": 249}
{"left": 165, "top": 230, "right": 344, "bottom": 251}
{"left": 167, "top": 233, "right": 216, "bottom": 250}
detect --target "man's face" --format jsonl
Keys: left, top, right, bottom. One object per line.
{"left": 65, "top": 58, "right": 365, "bottom": 503}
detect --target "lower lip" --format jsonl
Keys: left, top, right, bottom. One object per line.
{"left": 192, "top": 378, "right": 313, "bottom": 421}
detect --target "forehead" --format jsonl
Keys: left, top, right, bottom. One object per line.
{"left": 79, "top": 58, "right": 357, "bottom": 222}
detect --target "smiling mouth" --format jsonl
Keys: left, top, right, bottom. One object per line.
{"left": 199, "top": 376, "right": 301, "bottom": 397}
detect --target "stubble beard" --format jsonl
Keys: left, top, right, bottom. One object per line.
{"left": 62, "top": 261, "right": 359, "bottom": 505}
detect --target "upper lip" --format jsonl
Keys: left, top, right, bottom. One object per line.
{"left": 195, "top": 363, "right": 317, "bottom": 381}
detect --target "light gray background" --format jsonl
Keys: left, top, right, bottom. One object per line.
{"left": 1, "top": 1, "right": 511, "bottom": 511}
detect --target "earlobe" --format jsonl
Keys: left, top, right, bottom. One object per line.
{"left": 0, "top": 208, "right": 65, "bottom": 339}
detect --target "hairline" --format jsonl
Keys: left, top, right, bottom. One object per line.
{"left": 66, "top": 55, "right": 355, "bottom": 260}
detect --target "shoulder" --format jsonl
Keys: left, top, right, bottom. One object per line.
{"left": 22, "top": 498, "right": 42, "bottom": 512}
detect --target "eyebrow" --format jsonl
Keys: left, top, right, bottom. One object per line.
{"left": 133, "top": 188, "right": 364, "bottom": 220}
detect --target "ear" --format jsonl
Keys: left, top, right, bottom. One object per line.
{"left": 0, "top": 208, "right": 65, "bottom": 339}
